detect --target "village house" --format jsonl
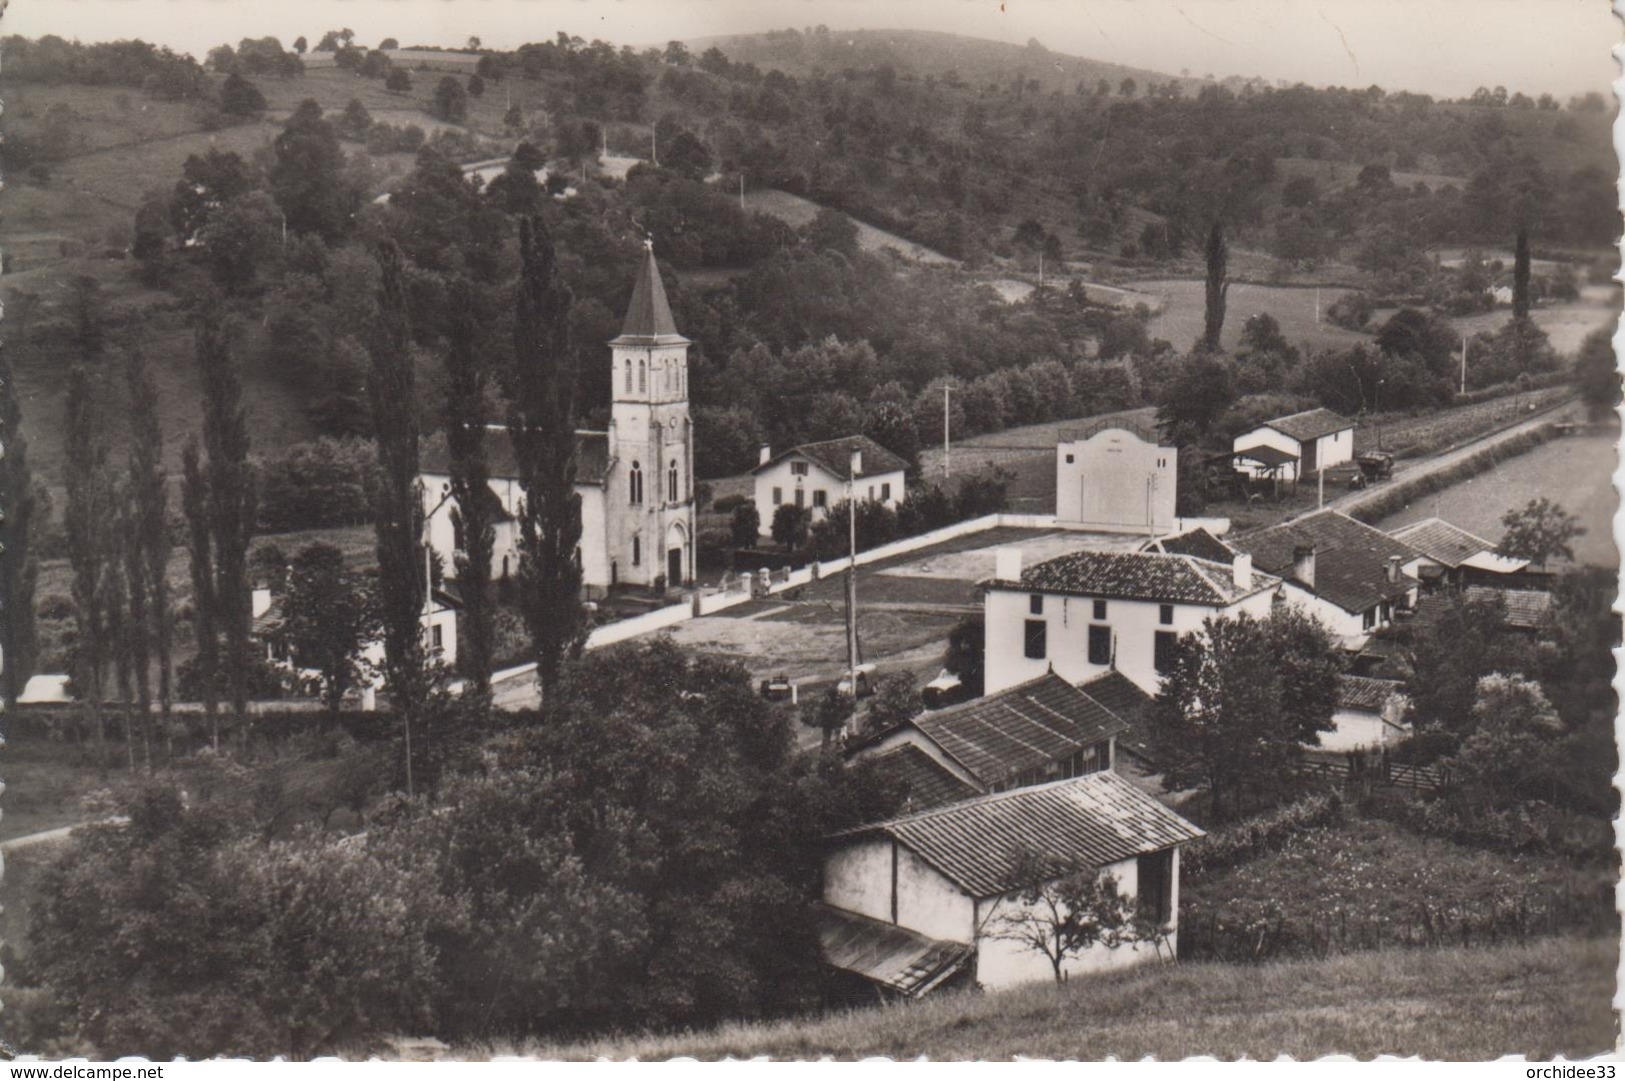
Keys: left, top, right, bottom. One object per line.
{"left": 1388, "top": 517, "right": 1530, "bottom": 588}
{"left": 1229, "top": 510, "right": 1425, "bottom": 646}
{"left": 751, "top": 435, "right": 908, "bottom": 536}
{"left": 981, "top": 546, "right": 1280, "bottom": 698}
{"left": 1322, "top": 674, "right": 1410, "bottom": 753}
{"left": 820, "top": 772, "right": 1204, "bottom": 994}
{"left": 1408, "top": 584, "right": 1556, "bottom": 638}
{"left": 852, "top": 672, "right": 1130, "bottom": 809}
{"left": 1232, "top": 407, "right": 1355, "bottom": 482}
{"left": 420, "top": 241, "right": 697, "bottom": 597}
{"left": 1054, "top": 424, "right": 1177, "bottom": 534}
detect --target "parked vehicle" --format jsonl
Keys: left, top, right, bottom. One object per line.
{"left": 921, "top": 669, "right": 970, "bottom": 709}
{"left": 759, "top": 674, "right": 798, "bottom": 703}
{"left": 835, "top": 663, "right": 877, "bottom": 699}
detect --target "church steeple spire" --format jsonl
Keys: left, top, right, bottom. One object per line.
{"left": 613, "top": 239, "right": 688, "bottom": 345}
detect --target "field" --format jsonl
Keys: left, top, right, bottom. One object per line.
{"left": 512, "top": 936, "right": 1618, "bottom": 1060}
{"left": 1452, "top": 284, "right": 1621, "bottom": 355}
{"left": 742, "top": 188, "right": 958, "bottom": 264}
{"left": 1353, "top": 386, "right": 1574, "bottom": 457}
{"left": 1374, "top": 434, "right": 1618, "bottom": 566}
{"left": 1138, "top": 278, "right": 1372, "bottom": 354}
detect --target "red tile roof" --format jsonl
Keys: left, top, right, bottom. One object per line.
{"left": 872, "top": 744, "right": 980, "bottom": 812}
{"left": 1337, "top": 674, "right": 1404, "bottom": 713}
{"left": 838, "top": 773, "right": 1204, "bottom": 899}
{"left": 1261, "top": 407, "right": 1354, "bottom": 443}
{"left": 754, "top": 434, "right": 909, "bottom": 481}
{"left": 1464, "top": 586, "right": 1554, "bottom": 629}
{"left": 990, "top": 550, "right": 1276, "bottom": 607}
{"left": 1232, "top": 510, "right": 1421, "bottom": 615}
{"left": 1390, "top": 518, "right": 1494, "bottom": 569}
{"left": 1141, "top": 527, "right": 1236, "bottom": 565}
{"left": 1078, "top": 670, "right": 1158, "bottom": 762}
{"left": 910, "top": 673, "right": 1129, "bottom": 789}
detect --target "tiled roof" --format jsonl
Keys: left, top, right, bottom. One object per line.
{"left": 1262, "top": 407, "right": 1354, "bottom": 443}
{"left": 611, "top": 243, "right": 688, "bottom": 344}
{"left": 1078, "top": 670, "right": 1158, "bottom": 762}
{"left": 1390, "top": 518, "right": 1494, "bottom": 569}
{"left": 911, "top": 673, "right": 1129, "bottom": 789}
{"left": 420, "top": 428, "right": 611, "bottom": 485}
{"left": 872, "top": 744, "right": 981, "bottom": 812}
{"left": 1337, "top": 674, "right": 1404, "bottom": 713}
{"left": 840, "top": 773, "right": 1204, "bottom": 899}
{"left": 756, "top": 434, "right": 909, "bottom": 481}
{"left": 819, "top": 907, "right": 972, "bottom": 997}
{"left": 1232, "top": 510, "right": 1421, "bottom": 615}
{"left": 1465, "top": 586, "right": 1554, "bottom": 629}
{"left": 991, "top": 550, "right": 1277, "bottom": 607}
{"left": 1141, "top": 527, "right": 1235, "bottom": 565}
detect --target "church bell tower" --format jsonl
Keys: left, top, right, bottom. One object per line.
{"left": 607, "top": 241, "right": 695, "bottom": 589}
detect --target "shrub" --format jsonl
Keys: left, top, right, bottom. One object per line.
{"left": 1182, "top": 793, "right": 1343, "bottom": 879}
{"left": 257, "top": 438, "right": 378, "bottom": 532}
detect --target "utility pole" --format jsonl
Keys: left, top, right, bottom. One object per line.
{"left": 1314, "top": 287, "right": 1321, "bottom": 324}
{"left": 942, "top": 384, "right": 952, "bottom": 479}
{"left": 739, "top": 173, "right": 745, "bottom": 211}
{"left": 845, "top": 450, "right": 860, "bottom": 738}
{"left": 1460, "top": 334, "right": 1468, "bottom": 395}
{"left": 651, "top": 128, "right": 658, "bottom": 167}
{"left": 1038, "top": 250, "right": 1044, "bottom": 290}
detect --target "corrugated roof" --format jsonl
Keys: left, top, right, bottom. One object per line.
{"left": 1390, "top": 518, "right": 1494, "bottom": 569}
{"left": 1141, "top": 527, "right": 1236, "bottom": 565}
{"left": 911, "top": 673, "right": 1129, "bottom": 789}
{"left": 1262, "top": 407, "right": 1354, "bottom": 443}
{"left": 755, "top": 434, "right": 909, "bottom": 481}
{"left": 420, "top": 428, "right": 611, "bottom": 485}
{"left": 1232, "top": 510, "right": 1421, "bottom": 615}
{"left": 611, "top": 243, "right": 687, "bottom": 344}
{"left": 1078, "top": 670, "right": 1158, "bottom": 762}
{"left": 1465, "top": 586, "right": 1554, "bottom": 629}
{"left": 1337, "top": 674, "right": 1404, "bottom": 713}
{"left": 990, "top": 550, "right": 1277, "bottom": 607}
{"left": 872, "top": 744, "right": 981, "bottom": 812}
{"left": 841, "top": 773, "right": 1204, "bottom": 899}
{"left": 819, "top": 907, "right": 973, "bottom": 997}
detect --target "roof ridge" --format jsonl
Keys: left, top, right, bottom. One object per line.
{"left": 846, "top": 770, "right": 1121, "bottom": 833}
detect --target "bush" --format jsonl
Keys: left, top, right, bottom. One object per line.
{"left": 1325, "top": 292, "right": 1377, "bottom": 331}
{"left": 711, "top": 493, "right": 749, "bottom": 513}
{"left": 257, "top": 438, "right": 378, "bottom": 532}
{"left": 1182, "top": 793, "right": 1343, "bottom": 879}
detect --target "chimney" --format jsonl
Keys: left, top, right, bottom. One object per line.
{"left": 994, "top": 547, "right": 1022, "bottom": 582}
{"left": 1291, "top": 544, "right": 1316, "bottom": 589}
{"left": 1232, "top": 552, "right": 1253, "bottom": 590}
{"left": 758, "top": 444, "right": 772, "bottom": 466}
{"left": 1386, "top": 554, "right": 1402, "bottom": 583}
{"left": 251, "top": 585, "right": 272, "bottom": 619}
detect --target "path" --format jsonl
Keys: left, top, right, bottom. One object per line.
{"left": 2, "top": 818, "right": 123, "bottom": 851}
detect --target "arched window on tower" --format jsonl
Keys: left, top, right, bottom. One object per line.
{"left": 638, "top": 359, "right": 646, "bottom": 393}
{"left": 624, "top": 358, "right": 632, "bottom": 393}
{"left": 668, "top": 459, "right": 678, "bottom": 503}
{"left": 629, "top": 461, "right": 643, "bottom": 504}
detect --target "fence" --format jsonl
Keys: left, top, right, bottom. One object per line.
{"left": 1297, "top": 750, "right": 1447, "bottom": 793}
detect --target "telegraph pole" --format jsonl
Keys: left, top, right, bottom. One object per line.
{"left": 845, "top": 451, "right": 860, "bottom": 737}
{"left": 1460, "top": 334, "right": 1468, "bottom": 394}
{"left": 942, "top": 384, "right": 952, "bottom": 479}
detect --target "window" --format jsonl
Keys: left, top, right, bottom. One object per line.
{"left": 794, "top": 488, "right": 805, "bottom": 508}
{"left": 1065, "top": 454, "right": 1075, "bottom": 464}
{"left": 772, "top": 486, "right": 783, "bottom": 506}
{"left": 638, "top": 359, "right": 646, "bottom": 393}
{"left": 1023, "top": 619, "right": 1047, "bottom": 660}
{"left": 868, "top": 485, "right": 876, "bottom": 500}
{"left": 1137, "top": 850, "right": 1173, "bottom": 925}
{"left": 791, "top": 460, "right": 809, "bottom": 476}
{"left": 432, "top": 624, "right": 444, "bottom": 650}
{"left": 1029, "top": 594, "right": 1044, "bottom": 615}
{"left": 1092, "top": 599, "right": 1108, "bottom": 620}
{"left": 1362, "top": 606, "right": 1377, "bottom": 630}
{"left": 632, "top": 533, "right": 642, "bottom": 566}
{"left": 629, "top": 461, "right": 644, "bottom": 504}
{"left": 668, "top": 459, "right": 678, "bottom": 502}
{"left": 1154, "top": 630, "right": 1178, "bottom": 674}
{"left": 813, "top": 489, "right": 828, "bottom": 509}
{"left": 1159, "top": 604, "right": 1174, "bottom": 626}
{"left": 881, "top": 482, "right": 891, "bottom": 501}
{"left": 624, "top": 360, "right": 632, "bottom": 393}
{"left": 1088, "top": 625, "right": 1111, "bottom": 666}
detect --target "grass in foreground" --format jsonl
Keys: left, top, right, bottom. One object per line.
{"left": 505, "top": 937, "right": 1617, "bottom": 1061}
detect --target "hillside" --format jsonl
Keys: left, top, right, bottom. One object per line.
{"left": 513, "top": 937, "right": 1618, "bottom": 1060}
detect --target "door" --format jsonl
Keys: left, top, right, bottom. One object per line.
{"left": 668, "top": 546, "right": 683, "bottom": 586}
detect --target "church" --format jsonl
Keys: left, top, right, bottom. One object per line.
{"left": 420, "top": 242, "right": 697, "bottom": 596}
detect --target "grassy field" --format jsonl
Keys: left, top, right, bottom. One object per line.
{"left": 510, "top": 936, "right": 1618, "bottom": 1060}
{"left": 1353, "top": 386, "right": 1574, "bottom": 458}
{"left": 742, "top": 188, "right": 957, "bottom": 264}
{"left": 1140, "top": 278, "right": 1372, "bottom": 354}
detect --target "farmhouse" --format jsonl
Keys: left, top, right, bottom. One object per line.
{"left": 821, "top": 772, "right": 1204, "bottom": 993}
{"left": 981, "top": 546, "right": 1279, "bottom": 697}
{"left": 1322, "top": 674, "right": 1410, "bottom": 753}
{"left": 420, "top": 242, "right": 697, "bottom": 596}
{"left": 1230, "top": 510, "right": 1424, "bottom": 645}
{"left": 853, "top": 672, "right": 1130, "bottom": 806}
{"left": 1388, "top": 517, "right": 1529, "bottom": 587}
{"left": 1054, "top": 424, "right": 1177, "bottom": 534}
{"left": 1232, "top": 407, "right": 1355, "bottom": 482}
{"left": 751, "top": 435, "right": 908, "bottom": 536}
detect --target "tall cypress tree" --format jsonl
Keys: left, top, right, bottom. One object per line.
{"left": 181, "top": 437, "right": 219, "bottom": 747}
{"left": 125, "top": 348, "right": 171, "bottom": 764}
{"left": 65, "top": 365, "right": 114, "bottom": 758}
{"left": 367, "top": 242, "right": 427, "bottom": 790}
{"left": 0, "top": 339, "right": 40, "bottom": 706}
{"left": 443, "top": 275, "right": 495, "bottom": 697}
{"left": 508, "top": 216, "right": 585, "bottom": 692}
{"left": 1512, "top": 227, "right": 1532, "bottom": 322}
{"left": 1200, "top": 218, "right": 1229, "bottom": 354}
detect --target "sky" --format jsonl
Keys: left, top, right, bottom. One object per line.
{"left": 5, "top": 0, "right": 1621, "bottom": 100}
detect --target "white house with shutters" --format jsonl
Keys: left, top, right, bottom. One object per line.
{"left": 751, "top": 435, "right": 908, "bottom": 536}
{"left": 420, "top": 241, "right": 697, "bottom": 596}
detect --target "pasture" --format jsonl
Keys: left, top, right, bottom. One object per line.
{"left": 743, "top": 188, "right": 958, "bottom": 264}
{"left": 1138, "top": 277, "right": 1372, "bottom": 353}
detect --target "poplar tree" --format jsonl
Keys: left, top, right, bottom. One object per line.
{"left": 508, "top": 216, "right": 585, "bottom": 693}
{"left": 1200, "top": 219, "right": 1229, "bottom": 354}
{"left": 0, "top": 339, "right": 39, "bottom": 706}
{"left": 442, "top": 275, "right": 496, "bottom": 697}
{"left": 65, "top": 365, "right": 114, "bottom": 758}
{"left": 125, "top": 348, "right": 172, "bottom": 763}
{"left": 181, "top": 438, "right": 220, "bottom": 746}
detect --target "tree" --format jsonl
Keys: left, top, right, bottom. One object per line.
{"left": 386, "top": 67, "right": 412, "bottom": 93}
{"left": 432, "top": 76, "right": 468, "bottom": 122}
{"left": 987, "top": 851, "right": 1144, "bottom": 983}
{"left": 125, "top": 349, "right": 173, "bottom": 761}
{"left": 860, "top": 673, "right": 919, "bottom": 739}
{"left": 771, "top": 503, "right": 810, "bottom": 551}
{"left": 367, "top": 243, "right": 430, "bottom": 786}
{"left": 1512, "top": 227, "right": 1532, "bottom": 320}
{"left": 0, "top": 336, "right": 40, "bottom": 706}
{"left": 171, "top": 148, "right": 256, "bottom": 245}
{"left": 270, "top": 100, "right": 357, "bottom": 242}
{"left": 730, "top": 503, "right": 762, "bottom": 548}
{"left": 1444, "top": 674, "right": 1565, "bottom": 809}
{"left": 182, "top": 437, "right": 220, "bottom": 744}
{"left": 862, "top": 398, "right": 920, "bottom": 467}
{"left": 1573, "top": 328, "right": 1620, "bottom": 417}
{"left": 1199, "top": 219, "right": 1229, "bottom": 353}
{"left": 281, "top": 543, "right": 381, "bottom": 714}
{"left": 801, "top": 207, "right": 859, "bottom": 256}
{"left": 200, "top": 190, "right": 280, "bottom": 294}
{"left": 379, "top": 36, "right": 400, "bottom": 50}
{"left": 292, "top": 35, "right": 307, "bottom": 55}
{"left": 1497, "top": 497, "right": 1584, "bottom": 569}
{"left": 442, "top": 276, "right": 497, "bottom": 697}
{"left": 508, "top": 218, "right": 586, "bottom": 693}
{"left": 663, "top": 131, "right": 713, "bottom": 181}
{"left": 219, "top": 72, "right": 267, "bottom": 116}
{"left": 467, "top": 73, "right": 485, "bottom": 98}
{"left": 1156, "top": 352, "right": 1236, "bottom": 447}
{"left": 66, "top": 366, "right": 117, "bottom": 757}
{"left": 943, "top": 616, "right": 985, "bottom": 697}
